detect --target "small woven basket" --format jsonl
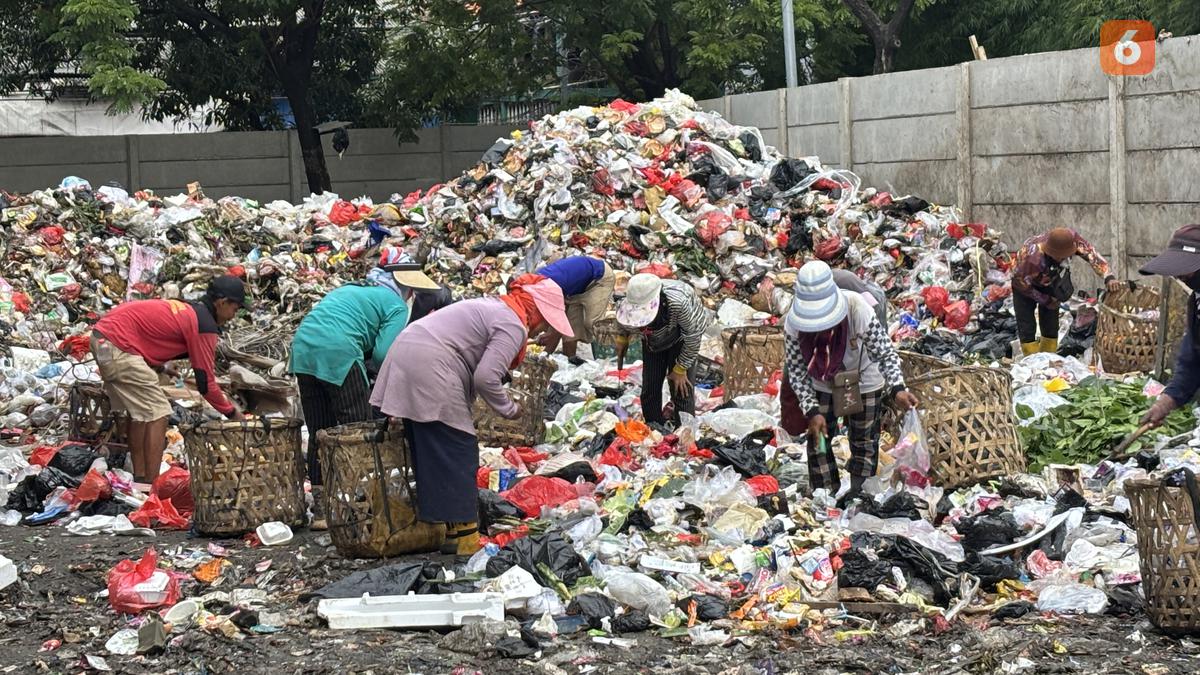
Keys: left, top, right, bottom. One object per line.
{"left": 905, "top": 365, "right": 1025, "bottom": 488}
{"left": 1127, "top": 477, "right": 1200, "bottom": 634}
{"left": 184, "top": 417, "right": 306, "bottom": 536}
{"left": 590, "top": 317, "right": 643, "bottom": 361}
{"left": 474, "top": 356, "right": 559, "bottom": 447}
{"left": 318, "top": 421, "right": 445, "bottom": 558}
{"left": 722, "top": 326, "right": 784, "bottom": 400}
{"left": 1096, "top": 282, "right": 1189, "bottom": 374}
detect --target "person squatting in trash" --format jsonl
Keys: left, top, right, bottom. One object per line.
{"left": 783, "top": 261, "right": 918, "bottom": 506}
{"left": 1011, "top": 227, "right": 1119, "bottom": 356}
{"left": 289, "top": 247, "right": 446, "bottom": 492}
{"left": 90, "top": 275, "right": 247, "bottom": 487}
{"left": 614, "top": 273, "right": 713, "bottom": 427}
{"left": 1138, "top": 224, "right": 1200, "bottom": 427}
{"left": 535, "top": 255, "right": 616, "bottom": 360}
{"left": 369, "top": 275, "right": 573, "bottom": 557}
{"left": 780, "top": 267, "right": 888, "bottom": 435}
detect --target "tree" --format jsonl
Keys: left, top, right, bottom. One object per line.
{"left": 1, "top": 0, "right": 386, "bottom": 194}
{"left": 839, "top": 0, "right": 922, "bottom": 73}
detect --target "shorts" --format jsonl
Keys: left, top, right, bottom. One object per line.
{"left": 566, "top": 263, "right": 616, "bottom": 343}
{"left": 91, "top": 334, "right": 173, "bottom": 422}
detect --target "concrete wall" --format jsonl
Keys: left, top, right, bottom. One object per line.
{"left": 0, "top": 125, "right": 513, "bottom": 203}
{"left": 698, "top": 36, "right": 1200, "bottom": 282}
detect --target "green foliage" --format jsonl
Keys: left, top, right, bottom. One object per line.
{"left": 1019, "top": 377, "right": 1195, "bottom": 472}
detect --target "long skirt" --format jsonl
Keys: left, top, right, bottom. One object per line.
{"left": 402, "top": 418, "right": 479, "bottom": 523}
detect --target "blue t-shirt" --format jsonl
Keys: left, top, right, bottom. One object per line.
{"left": 537, "top": 256, "right": 606, "bottom": 297}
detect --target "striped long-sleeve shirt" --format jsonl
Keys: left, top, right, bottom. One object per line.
{"left": 618, "top": 279, "right": 712, "bottom": 369}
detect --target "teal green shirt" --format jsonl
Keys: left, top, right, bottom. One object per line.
{"left": 289, "top": 284, "right": 410, "bottom": 385}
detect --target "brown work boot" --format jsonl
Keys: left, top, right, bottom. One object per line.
{"left": 309, "top": 485, "right": 328, "bottom": 531}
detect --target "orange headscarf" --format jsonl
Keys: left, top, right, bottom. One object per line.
{"left": 500, "top": 273, "right": 546, "bottom": 367}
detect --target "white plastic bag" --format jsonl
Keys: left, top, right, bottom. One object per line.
{"left": 1035, "top": 583, "right": 1108, "bottom": 614}
{"left": 605, "top": 572, "right": 672, "bottom": 617}
{"left": 891, "top": 410, "right": 930, "bottom": 483}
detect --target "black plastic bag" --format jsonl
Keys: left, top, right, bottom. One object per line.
{"left": 676, "top": 594, "right": 728, "bottom": 621}
{"left": 546, "top": 461, "right": 597, "bottom": 484}
{"left": 480, "top": 139, "right": 513, "bottom": 165}
{"left": 961, "top": 552, "right": 1020, "bottom": 589}
{"left": 584, "top": 431, "right": 617, "bottom": 458}
{"left": 494, "top": 635, "right": 537, "bottom": 658}
{"left": 80, "top": 499, "right": 133, "bottom": 517}
{"left": 611, "top": 610, "right": 651, "bottom": 634}
{"left": 838, "top": 547, "right": 892, "bottom": 589}
{"left": 622, "top": 507, "right": 655, "bottom": 532}
{"left": 417, "top": 578, "right": 478, "bottom": 595}
{"left": 5, "top": 466, "right": 80, "bottom": 513}
{"left": 544, "top": 381, "right": 583, "bottom": 419}
{"left": 738, "top": 130, "right": 763, "bottom": 162}
{"left": 956, "top": 510, "right": 1022, "bottom": 552}
{"left": 996, "top": 478, "right": 1043, "bottom": 500}
{"left": 568, "top": 592, "right": 616, "bottom": 629}
{"left": 1105, "top": 584, "right": 1143, "bottom": 615}
{"left": 860, "top": 492, "right": 923, "bottom": 521}
{"left": 706, "top": 173, "right": 729, "bottom": 200}
{"left": 769, "top": 159, "right": 813, "bottom": 192}
{"left": 712, "top": 442, "right": 767, "bottom": 477}
{"left": 486, "top": 533, "right": 592, "bottom": 586}
{"left": 479, "top": 489, "right": 523, "bottom": 531}
{"left": 305, "top": 562, "right": 424, "bottom": 600}
{"left": 993, "top": 601, "right": 1035, "bottom": 620}
{"left": 472, "top": 239, "right": 524, "bottom": 256}
{"left": 48, "top": 444, "right": 98, "bottom": 478}
{"left": 883, "top": 196, "right": 930, "bottom": 215}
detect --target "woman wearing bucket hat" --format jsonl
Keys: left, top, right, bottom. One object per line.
{"left": 1011, "top": 227, "right": 1119, "bottom": 356}
{"left": 615, "top": 273, "right": 713, "bottom": 426}
{"left": 370, "top": 275, "right": 572, "bottom": 557}
{"left": 1139, "top": 225, "right": 1200, "bottom": 427}
{"left": 290, "top": 248, "right": 445, "bottom": 502}
{"left": 784, "top": 261, "right": 918, "bottom": 505}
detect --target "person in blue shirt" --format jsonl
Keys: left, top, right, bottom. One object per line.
{"left": 535, "top": 255, "right": 615, "bottom": 359}
{"left": 289, "top": 248, "right": 443, "bottom": 489}
{"left": 1139, "top": 225, "right": 1200, "bottom": 427}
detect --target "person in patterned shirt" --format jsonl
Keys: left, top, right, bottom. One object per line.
{"left": 784, "top": 261, "right": 918, "bottom": 506}
{"left": 1011, "top": 227, "right": 1119, "bottom": 355}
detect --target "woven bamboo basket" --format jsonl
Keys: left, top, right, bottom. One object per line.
{"left": 1096, "top": 282, "right": 1189, "bottom": 375}
{"left": 590, "top": 317, "right": 643, "bottom": 361}
{"left": 898, "top": 351, "right": 952, "bottom": 382}
{"left": 905, "top": 366, "right": 1025, "bottom": 488}
{"left": 317, "top": 421, "right": 445, "bottom": 558}
{"left": 184, "top": 418, "right": 306, "bottom": 535}
{"left": 1127, "top": 477, "right": 1200, "bottom": 634}
{"left": 474, "top": 356, "right": 559, "bottom": 447}
{"left": 722, "top": 326, "right": 784, "bottom": 400}
{"left": 68, "top": 382, "right": 129, "bottom": 446}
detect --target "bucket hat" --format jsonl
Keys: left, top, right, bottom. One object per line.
{"left": 616, "top": 273, "right": 664, "bottom": 328}
{"left": 785, "top": 261, "right": 848, "bottom": 334}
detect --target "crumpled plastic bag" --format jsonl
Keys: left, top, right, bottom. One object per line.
{"left": 891, "top": 410, "right": 930, "bottom": 486}
{"left": 107, "top": 548, "right": 181, "bottom": 614}
{"left": 604, "top": 572, "right": 672, "bottom": 617}
{"left": 151, "top": 466, "right": 193, "bottom": 515}
{"left": 699, "top": 408, "right": 776, "bottom": 438}
{"left": 74, "top": 469, "right": 112, "bottom": 503}
{"left": 128, "top": 494, "right": 189, "bottom": 530}
{"left": 486, "top": 532, "right": 592, "bottom": 586}
{"left": 501, "top": 476, "right": 578, "bottom": 518}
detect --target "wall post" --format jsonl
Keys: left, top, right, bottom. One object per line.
{"left": 955, "top": 63, "right": 973, "bottom": 222}
{"left": 1108, "top": 76, "right": 1128, "bottom": 279}
{"left": 839, "top": 78, "right": 852, "bottom": 170}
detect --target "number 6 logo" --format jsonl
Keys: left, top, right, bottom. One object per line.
{"left": 1101, "top": 21, "right": 1155, "bottom": 75}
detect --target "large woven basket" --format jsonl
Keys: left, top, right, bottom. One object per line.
{"left": 184, "top": 418, "right": 306, "bottom": 536}
{"left": 898, "top": 351, "right": 952, "bottom": 382}
{"left": 1127, "top": 478, "right": 1200, "bottom": 634}
{"left": 68, "top": 382, "right": 128, "bottom": 446}
{"left": 317, "top": 421, "right": 445, "bottom": 558}
{"left": 905, "top": 366, "right": 1025, "bottom": 488}
{"left": 722, "top": 326, "right": 784, "bottom": 400}
{"left": 474, "top": 356, "right": 559, "bottom": 447}
{"left": 590, "top": 317, "right": 643, "bottom": 361}
{"left": 1096, "top": 281, "right": 1189, "bottom": 374}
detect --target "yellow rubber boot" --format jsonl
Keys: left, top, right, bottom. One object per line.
{"left": 452, "top": 522, "right": 481, "bottom": 557}
{"left": 1040, "top": 338, "right": 1058, "bottom": 354}
{"left": 1020, "top": 341, "right": 1041, "bottom": 356}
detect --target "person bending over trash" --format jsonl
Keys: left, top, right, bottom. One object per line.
{"left": 615, "top": 273, "right": 712, "bottom": 427}
{"left": 535, "top": 255, "right": 616, "bottom": 360}
{"left": 90, "top": 275, "right": 246, "bottom": 487}
{"left": 289, "top": 248, "right": 444, "bottom": 497}
{"left": 783, "top": 261, "right": 918, "bottom": 506}
{"left": 1011, "top": 227, "right": 1119, "bottom": 356}
{"left": 370, "top": 275, "right": 572, "bottom": 557}
{"left": 1138, "top": 224, "right": 1200, "bottom": 427}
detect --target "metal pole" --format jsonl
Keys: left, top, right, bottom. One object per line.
{"left": 782, "top": 0, "right": 798, "bottom": 88}
{"left": 1154, "top": 276, "right": 1172, "bottom": 380}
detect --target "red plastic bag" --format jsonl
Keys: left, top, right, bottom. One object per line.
{"left": 920, "top": 286, "right": 949, "bottom": 316}
{"left": 598, "top": 438, "right": 635, "bottom": 469}
{"left": 609, "top": 99, "right": 640, "bottom": 114}
{"left": 763, "top": 369, "right": 783, "bottom": 397}
{"left": 107, "top": 548, "right": 181, "bottom": 614}
{"left": 943, "top": 300, "right": 971, "bottom": 330}
{"left": 128, "top": 494, "right": 189, "bottom": 530}
{"left": 696, "top": 211, "right": 731, "bottom": 246}
{"left": 28, "top": 445, "right": 59, "bottom": 467}
{"left": 152, "top": 466, "right": 193, "bottom": 515}
{"left": 501, "top": 476, "right": 577, "bottom": 517}
{"left": 635, "top": 263, "right": 674, "bottom": 279}
{"left": 814, "top": 235, "right": 843, "bottom": 261}
{"left": 668, "top": 179, "right": 704, "bottom": 208}
{"left": 477, "top": 466, "right": 491, "bottom": 489}
{"left": 745, "top": 475, "right": 780, "bottom": 497}
{"left": 75, "top": 469, "right": 112, "bottom": 503}
{"left": 328, "top": 200, "right": 367, "bottom": 226}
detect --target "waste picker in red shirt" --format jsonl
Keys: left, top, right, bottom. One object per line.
{"left": 90, "top": 275, "right": 247, "bottom": 485}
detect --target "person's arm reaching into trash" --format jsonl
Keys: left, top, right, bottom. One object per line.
{"left": 784, "top": 334, "right": 822, "bottom": 435}
{"left": 862, "top": 316, "right": 919, "bottom": 410}
{"left": 615, "top": 333, "right": 630, "bottom": 372}
{"left": 371, "top": 302, "right": 410, "bottom": 368}
{"left": 1011, "top": 245, "right": 1054, "bottom": 307}
{"left": 474, "top": 322, "right": 526, "bottom": 419}
{"left": 1145, "top": 330, "right": 1200, "bottom": 426}
{"left": 1072, "top": 231, "right": 1120, "bottom": 292}
{"left": 182, "top": 319, "right": 237, "bottom": 419}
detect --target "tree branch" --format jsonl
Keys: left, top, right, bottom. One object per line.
{"left": 886, "top": 0, "right": 919, "bottom": 36}
{"left": 840, "top": 0, "right": 884, "bottom": 41}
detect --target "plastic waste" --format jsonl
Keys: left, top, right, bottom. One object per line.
{"left": 605, "top": 572, "right": 672, "bottom": 617}
{"left": 1035, "top": 583, "right": 1108, "bottom": 614}
{"left": 256, "top": 521, "right": 293, "bottom": 546}
{"left": 318, "top": 592, "right": 505, "bottom": 629}
{"left": 0, "top": 554, "right": 16, "bottom": 590}
{"left": 107, "top": 548, "right": 181, "bottom": 614}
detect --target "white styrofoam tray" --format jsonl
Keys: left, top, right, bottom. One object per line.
{"left": 317, "top": 592, "right": 505, "bottom": 629}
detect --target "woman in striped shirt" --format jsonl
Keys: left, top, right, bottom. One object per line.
{"left": 615, "top": 273, "right": 713, "bottom": 425}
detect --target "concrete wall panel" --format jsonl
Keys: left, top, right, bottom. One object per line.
{"left": 971, "top": 48, "right": 1106, "bottom": 107}
{"left": 0, "top": 136, "right": 126, "bottom": 167}
{"left": 1126, "top": 91, "right": 1200, "bottom": 151}
{"left": 1127, "top": 35, "right": 1200, "bottom": 96}
{"left": 1128, "top": 148, "right": 1200, "bottom": 203}
{"left": 139, "top": 131, "right": 286, "bottom": 161}
{"left": 972, "top": 153, "right": 1110, "bottom": 205}
{"left": 1128, "top": 203, "right": 1200, "bottom": 255}
{"left": 788, "top": 124, "right": 840, "bottom": 164}
{"left": 0, "top": 163, "right": 128, "bottom": 192}
{"left": 787, "top": 82, "right": 839, "bottom": 125}
{"left": 971, "top": 101, "right": 1109, "bottom": 156}
{"left": 852, "top": 114, "right": 956, "bottom": 163}
{"left": 850, "top": 67, "right": 957, "bottom": 119}
{"left": 140, "top": 158, "right": 290, "bottom": 189}
{"left": 730, "top": 90, "right": 781, "bottom": 131}
{"left": 853, "top": 160, "right": 957, "bottom": 205}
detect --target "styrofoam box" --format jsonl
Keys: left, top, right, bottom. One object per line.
{"left": 317, "top": 592, "right": 505, "bottom": 629}
{"left": 0, "top": 555, "right": 16, "bottom": 591}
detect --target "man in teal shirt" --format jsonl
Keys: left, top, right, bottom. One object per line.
{"left": 290, "top": 249, "right": 442, "bottom": 488}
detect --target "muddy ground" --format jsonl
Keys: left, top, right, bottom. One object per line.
{"left": 1, "top": 527, "right": 1198, "bottom": 675}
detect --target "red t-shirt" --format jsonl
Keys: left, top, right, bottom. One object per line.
{"left": 94, "top": 299, "right": 234, "bottom": 416}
